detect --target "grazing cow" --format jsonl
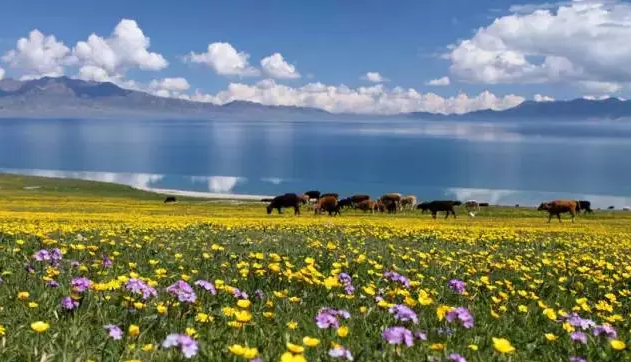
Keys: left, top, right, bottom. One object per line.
{"left": 479, "top": 202, "right": 489, "bottom": 207}
{"left": 355, "top": 199, "right": 376, "bottom": 213}
{"left": 298, "top": 194, "right": 310, "bottom": 205}
{"left": 464, "top": 200, "right": 480, "bottom": 217}
{"left": 304, "top": 191, "right": 321, "bottom": 202}
{"left": 338, "top": 197, "right": 353, "bottom": 209}
{"left": 314, "top": 196, "right": 341, "bottom": 216}
{"left": 266, "top": 193, "right": 302, "bottom": 215}
{"left": 537, "top": 200, "right": 579, "bottom": 223}
{"left": 320, "top": 193, "right": 339, "bottom": 200}
{"left": 401, "top": 195, "right": 417, "bottom": 211}
{"left": 624, "top": 207, "right": 631, "bottom": 211}
{"left": 422, "top": 201, "right": 458, "bottom": 219}
{"left": 608, "top": 206, "right": 615, "bottom": 210}
{"left": 164, "top": 196, "right": 177, "bottom": 203}
{"left": 380, "top": 193, "right": 403, "bottom": 213}
{"left": 350, "top": 194, "right": 371, "bottom": 206}
{"left": 577, "top": 200, "right": 593, "bottom": 214}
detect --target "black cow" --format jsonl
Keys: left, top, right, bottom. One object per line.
{"left": 479, "top": 202, "right": 489, "bottom": 207}
{"left": 608, "top": 206, "right": 615, "bottom": 210}
{"left": 577, "top": 200, "right": 593, "bottom": 214}
{"left": 164, "top": 196, "right": 177, "bottom": 203}
{"left": 304, "top": 191, "right": 321, "bottom": 200}
{"left": 421, "top": 200, "right": 458, "bottom": 219}
{"left": 338, "top": 197, "right": 353, "bottom": 209}
{"left": 266, "top": 193, "right": 301, "bottom": 215}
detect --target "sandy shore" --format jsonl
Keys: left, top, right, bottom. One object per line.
{"left": 142, "top": 187, "right": 274, "bottom": 201}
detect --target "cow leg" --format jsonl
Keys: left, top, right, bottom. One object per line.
{"left": 452, "top": 209, "right": 457, "bottom": 219}
{"left": 547, "top": 213, "right": 552, "bottom": 223}
{"left": 557, "top": 214, "right": 562, "bottom": 223}
{"left": 295, "top": 206, "right": 300, "bottom": 215}
{"left": 277, "top": 207, "right": 282, "bottom": 214}
{"left": 444, "top": 211, "right": 449, "bottom": 219}
{"left": 432, "top": 211, "right": 437, "bottom": 219}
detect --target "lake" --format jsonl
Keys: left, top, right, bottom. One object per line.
{"left": 1, "top": 117, "right": 630, "bottom": 208}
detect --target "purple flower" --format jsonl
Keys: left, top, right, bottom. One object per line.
{"left": 592, "top": 324, "right": 617, "bottom": 339}
{"left": 414, "top": 331, "right": 427, "bottom": 341}
{"left": 50, "top": 248, "right": 62, "bottom": 261}
{"left": 34, "top": 249, "right": 51, "bottom": 261}
{"left": 194, "top": 280, "right": 217, "bottom": 295}
{"left": 71, "top": 277, "right": 92, "bottom": 293}
{"left": 233, "top": 288, "right": 249, "bottom": 299}
{"left": 388, "top": 304, "right": 418, "bottom": 324}
{"left": 383, "top": 271, "right": 411, "bottom": 289}
{"left": 250, "top": 359, "right": 263, "bottom": 362}
{"left": 101, "top": 255, "right": 113, "bottom": 268}
{"left": 329, "top": 346, "right": 354, "bottom": 361}
{"left": 564, "top": 313, "right": 595, "bottom": 330}
{"left": 448, "top": 279, "right": 467, "bottom": 294}
{"left": 314, "top": 308, "right": 350, "bottom": 329}
{"left": 46, "top": 280, "right": 59, "bottom": 288}
{"left": 24, "top": 263, "right": 35, "bottom": 274}
{"left": 450, "top": 353, "right": 467, "bottom": 362}
{"left": 166, "top": 280, "right": 196, "bottom": 303}
{"left": 338, "top": 273, "right": 352, "bottom": 284}
{"left": 446, "top": 307, "right": 474, "bottom": 329}
{"left": 382, "top": 326, "right": 414, "bottom": 347}
{"left": 571, "top": 331, "right": 588, "bottom": 344}
{"left": 569, "top": 357, "right": 587, "bottom": 362}
{"left": 254, "top": 289, "right": 264, "bottom": 299}
{"left": 125, "top": 278, "right": 158, "bottom": 300}
{"left": 104, "top": 324, "right": 123, "bottom": 340}
{"left": 61, "top": 296, "right": 79, "bottom": 311}
{"left": 162, "top": 334, "right": 199, "bottom": 359}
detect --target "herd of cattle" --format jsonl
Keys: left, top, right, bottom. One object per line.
{"left": 261, "top": 191, "right": 595, "bottom": 222}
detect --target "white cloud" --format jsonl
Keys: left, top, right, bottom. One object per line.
{"left": 579, "top": 80, "right": 622, "bottom": 93}
{"left": 448, "top": 0, "right": 631, "bottom": 91}
{"left": 0, "top": 67, "right": 5, "bottom": 80}
{"left": 426, "top": 76, "right": 451, "bottom": 86}
{"left": 533, "top": 94, "right": 555, "bottom": 102}
{"left": 190, "top": 175, "right": 245, "bottom": 193}
{"left": 362, "top": 72, "right": 388, "bottom": 83}
{"left": 149, "top": 77, "right": 190, "bottom": 91}
{"left": 72, "top": 19, "right": 168, "bottom": 81}
{"left": 185, "top": 42, "right": 259, "bottom": 77}
{"left": 189, "top": 79, "right": 524, "bottom": 115}
{"left": 1, "top": 30, "right": 71, "bottom": 79}
{"left": 260, "top": 53, "right": 300, "bottom": 79}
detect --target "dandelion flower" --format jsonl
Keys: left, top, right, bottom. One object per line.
{"left": 492, "top": 338, "right": 515, "bottom": 353}
{"left": 30, "top": 321, "right": 50, "bottom": 333}
{"left": 611, "top": 339, "right": 626, "bottom": 350}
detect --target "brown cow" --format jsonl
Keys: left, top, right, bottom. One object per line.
{"left": 314, "top": 196, "right": 341, "bottom": 216}
{"left": 380, "top": 193, "right": 402, "bottom": 213}
{"left": 350, "top": 194, "right": 370, "bottom": 206}
{"left": 537, "top": 200, "right": 579, "bottom": 223}
{"left": 355, "top": 199, "right": 376, "bottom": 213}
{"left": 400, "top": 195, "right": 417, "bottom": 210}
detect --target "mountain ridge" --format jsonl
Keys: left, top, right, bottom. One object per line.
{"left": 0, "top": 76, "right": 629, "bottom": 121}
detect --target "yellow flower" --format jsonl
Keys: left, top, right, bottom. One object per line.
{"left": 362, "top": 286, "right": 375, "bottom": 296}
{"left": 543, "top": 308, "right": 557, "bottom": 321}
{"left": 196, "top": 312, "right": 212, "bottom": 323}
{"left": 141, "top": 344, "right": 154, "bottom": 352}
{"left": 229, "top": 344, "right": 246, "bottom": 356}
{"left": 286, "top": 321, "right": 298, "bottom": 329}
{"left": 28, "top": 302, "right": 38, "bottom": 308}
{"left": 30, "top": 321, "right": 50, "bottom": 333}
{"left": 430, "top": 343, "right": 445, "bottom": 351}
{"left": 359, "top": 306, "right": 368, "bottom": 314}
{"left": 128, "top": 324, "right": 140, "bottom": 337}
{"left": 303, "top": 336, "right": 320, "bottom": 347}
{"left": 186, "top": 327, "right": 197, "bottom": 337}
{"left": 518, "top": 305, "right": 528, "bottom": 313}
{"left": 337, "top": 325, "right": 349, "bottom": 337}
{"left": 468, "top": 344, "right": 478, "bottom": 351}
{"left": 234, "top": 310, "right": 252, "bottom": 323}
{"left": 243, "top": 347, "right": 259, "bottom": 359}
{"left": 492, "top": 337, "right": 515, "bottom": 353}
{"left": 237, "top": 299, "right": 251, "bottom": 309}
{"left": 0, "top": 324, "right": 5, "bottom": 335}
{"left": 545, "top": 333, "right": 558, "bottom": 341}
{"left": 286, "top": 342, "right": 305, "bottom": 354}
{"left": 611, "top": 339, "right": 626, "bottom": 350}
{"left": 279, "top": 352, "right": 306, "bottom": 362}
{"left": 436, "top": 305, "right": 452, "bottom": 321}
{"left": 157, "top": 304, "right": 167, "bottom": 315}
{"left": 17, "top": 292, "right": 29, "bottom": 301}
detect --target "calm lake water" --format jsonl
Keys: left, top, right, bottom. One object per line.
{"left": 1, "top": 117, "right": 630, "bottom": 208}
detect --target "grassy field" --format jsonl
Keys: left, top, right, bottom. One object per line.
{"left": 0, "top": 174, "right": 630, "bottom": 362}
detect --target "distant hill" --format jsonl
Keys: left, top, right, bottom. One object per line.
{"left": 1, "top": 76, "right": 630, "bottom": 121}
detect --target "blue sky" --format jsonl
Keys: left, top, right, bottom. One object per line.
{"left": 1, "top": 0, "right": 629, "bottom": 114}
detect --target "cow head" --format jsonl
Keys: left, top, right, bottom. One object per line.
{"left": 537, "top": 202, "right": 551, "bottom": 211}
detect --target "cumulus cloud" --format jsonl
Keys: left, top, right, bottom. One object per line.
{"left": 188, "top": 79, "right": 524, "bottom": 115}
{"left": 426, "top": 76, "right": 451, "bottom": 86}
{"left": 72, "top": 19, "right": 168, "bottom": 81}
{"left": 1, "top": 30, "right": 71, "bottom": 79}
{"left": 362, "top": 72, "right": 388, "bottom": 83}
{"left": 260, "top": 53, "right": 300, "bottom": 79}
{"left": 148, "top": 77, "right": 191, "bottom": 98}
{"left": 448, "top": 0, "right": 631, "bottom": 92}
{"left": 185, "top": 42, "right": 259, "bottom": 77}
{"left": 533, "top": 94, "right": 555, "bottom": 102}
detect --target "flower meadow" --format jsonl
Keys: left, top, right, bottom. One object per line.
{"left": 0, "top": 180, "right": 631, "bottom": 361}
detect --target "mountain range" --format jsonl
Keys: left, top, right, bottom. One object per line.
{"left": 1, "top": 76, "right": 629, "bottom": 121}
